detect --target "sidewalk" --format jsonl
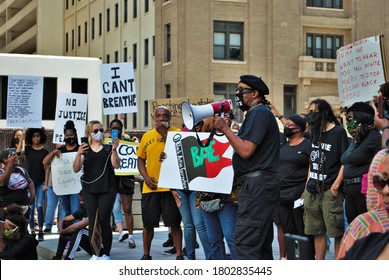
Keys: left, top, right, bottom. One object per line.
{"left": 37, "top": 225, "right": 336, "bottom": 260}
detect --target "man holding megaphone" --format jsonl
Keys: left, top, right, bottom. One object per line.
{"left": 213, "top": 75, "right": 280, "bottom": 260}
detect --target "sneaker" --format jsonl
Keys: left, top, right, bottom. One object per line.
{"left": 182, "top": 247, "right": 187, "bottom": 256}
{"left": 118, "top": 232, "right": 129, "bottom": 242}
{"left": 162, "top": 246, "right": 176, "bottom": 255}
{"left": 65, "top": 241, "right": 70, "bottom": 249}
{"left": 90, "top": 255, "right": 99, "bottom": 260}
{"left": 162, "top": 233, "right": 174, "bottom": 247}
{"left": 38, "top": 231, "right": 44, "bottom": 241}
{"left": 128, "top": 238, "right": 136, "bottom": 249}
{"left": 99, "top": 254, "right": 111, "bottom": 260}
{"left": 140, "top": 255, "right": 152, "bottom": 260}
{"left": 43, "top": 228, "right": 52, "bottom": 233}
{"left": 176, "top": 255, "right": 185, "bottom": 260}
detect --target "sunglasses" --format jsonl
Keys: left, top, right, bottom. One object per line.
{"left": 235, "top": 86, "right": 255, "bottom": 95}
{"left": 346, "top": 115, "right": 354, "bottom": 122}
{"left": 372, "top": 173, "right": 389, "bottom": 192}
{"left": 93, "top": 128, "right": 104, "bottom": 134}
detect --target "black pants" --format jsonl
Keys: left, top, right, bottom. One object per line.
{"left": 55, "top": 222, "right": 92, "bottom": 259}
{"left": 234, "top": 174, "right": 280, "bottom": 260}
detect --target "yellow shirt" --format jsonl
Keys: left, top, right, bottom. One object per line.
{"left": 136, "top": 126, "right": 180, "bottom": 193}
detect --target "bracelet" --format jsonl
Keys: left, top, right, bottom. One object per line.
{"left": 382, "top": 126, "right": 389, "bottom": 132}
{"left": 278, "top": 115, "right": 284, "bottom": 120}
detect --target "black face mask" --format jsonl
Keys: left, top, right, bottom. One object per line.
{"left": 235, "top": 93, "right": 251, "bottom": 112}
{"left": 284, "top": 127, "right": 299, "bottom": 138}
{"left": 64, "top": 137, "right": 76, "bottom": 145}
{"left": 306, "top": 112, "right": 320, "bottom": 125}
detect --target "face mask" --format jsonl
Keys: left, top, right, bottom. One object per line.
{"left": 3, "top": 229, "right": 15, "bottom": 239}
{"left": 284, "top": 127, "right": 298, "bottom": 138}
{"left": 346, "top": 120, "right": 359, "bottom": 137}
{"left": 91, "top": 131, "right": 104, "bottom": 141}
{"left": 64, "top": 137, "right": 76, "bottom": 145}
{"left": 306, "top": 112, "right": 319, "bottom": 125}
{"left": 235, "top": 93, "right": 250, "bottom": 112}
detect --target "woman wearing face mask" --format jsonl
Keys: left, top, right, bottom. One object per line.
{"left": 272, "top": 114, "right": 313, "bottom": 259}
{"left": 0, "top": 204, "right": 38, "bottom": 260}
{"left": 340, "top": 102, "right": 381, "bottom": 224}
{"left": 43, "top": 121, "right": 81, "bottom": 227}
{"left": 73, "top": 120, "right": 120, "bottom": 260}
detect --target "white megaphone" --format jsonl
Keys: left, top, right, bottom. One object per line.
{"left": 181, "top": 99, "right": 233, "bottom": 130}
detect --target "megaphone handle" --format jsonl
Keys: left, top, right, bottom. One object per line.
{"left": 196, "top": 128, "right": 216, "bottom": 148}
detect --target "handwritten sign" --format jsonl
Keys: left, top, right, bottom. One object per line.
{"left": 6, "top": 75, "right": 43, "bottom": 128}
{"left": 53, "top": 92, "right": 88, "bottom": 144}
{"left": 158, "top": 132, "right": 233, "bottom": 193}
{"left": 100, "top": 62, "right": 137, "bottom": 115}
{"left": 104, "top": 138, "right": 140, "bottom": 175}
{"left": 51, "top": 152, "right": 82, "bottom": 195}
{"left": 337, "top": 35, "right": 386, "bottom": 106}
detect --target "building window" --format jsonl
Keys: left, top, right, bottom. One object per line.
{"left": 144, "top": 100, "right": 149, "bottom": 127}
{"left": 152, "top": 35, "right": 155, "bottom": 57}
{"left": 133, "top": 113, "right": 137, "bottom": 128}
{"left": 133, "top": 43, "right": 137, "bottom": 69}
{"left": 77, "top": 25, "right": 81, "bottom": 47}
{"left": 99, "top": 13, "right": 102, "bottom": 36}
{"left": 115, "top": 51, "right": 119, "bottom": 63}
{"left": 144, "top": 38, "right": 149, "bottom": 66}
{"left": 115, "top": 3, "right": 119, "bottom": 28}
{"left": 165, "top": 24, "right": 171, "bottom": 62}
{"left": 71, "top": 29, "right": 74, "bottom": 49}
{"left": 214, "top": 21, "right": 243, "bottom": 61}
{"left": 106, "top": 8, "right": 110, "bottom": 32}
{"left": 213, "top": 83, "right": 243, "bottom": 123}
{"left": 145, "top": 0, "right": 149, "bottom": 13}
{"left": 307, "top": 0, "right": 342, "bottom": 9}
{"left": 306, "top": 33, "right": 343, "bottom": 59}
{"left": 284, "top": 85, "right": 297, "bottom": 118}
{"left": 84, "top": 22, "right": 87, "bottom": 43}
{"left": 66, "top": 0, "right": 69, "bottom": 10}
{"left": 133, "top": 0, "right": 137, "bottom": 19}
{"left": 65, "top": 32, "right": 68, "bottom": 52}
{"left": 106, "top": 54, "right": 110, "bottom": 63}
{"left": 165, "top": 84, "right": 171, "bottom": 98}
{"left": 91, "top": 17, "right": 95, "bottom": 40}
{"left": 123, "top": 47, "right": 128, "bottom": 62}
{"left": 124, "top": 0, "right": 128, "bottom": 23}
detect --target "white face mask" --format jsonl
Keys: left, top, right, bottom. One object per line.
{"left": 91, "top": 131, "right": 103, "bottom": 141}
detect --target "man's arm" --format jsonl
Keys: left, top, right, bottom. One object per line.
{"left": 138, "top": 157, "right": 157, "bottom": 190}
{"left": 60, "top": 217, "right": 88, "bottom": 235}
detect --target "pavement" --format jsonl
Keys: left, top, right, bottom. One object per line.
{"left": 37, "top": 224, "right": 336, "bottom": 260}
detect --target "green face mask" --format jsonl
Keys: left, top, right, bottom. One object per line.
{"left": 3, "top": 229, "right": 15, "bottom": 239}
{"left": 346, "top": 120, "right": 359, "bottom": 137}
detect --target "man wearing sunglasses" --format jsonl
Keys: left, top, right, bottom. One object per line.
{"left": 213, "top": 75, "right": 280, "bottom": 260}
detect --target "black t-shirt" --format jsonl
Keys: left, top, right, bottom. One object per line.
{"left": 278, "top": 138, "right": 311, "bottom": 201}
{"left": 25, "top": 146, "right": 49, "bottom": 187}
{"left": 82, "top": 144, "right": 116, "bottom": 193}
{"left": 233, "top": 104, "right": 280, "bottom": 175}
{"left": 341, "top": 130, "right": 381, "bottom": 180}
{"left": 72, "top": 205, "right": 88, "bottom": 220}
{"left": 306, "top": 125, "right": 349, "bottom": 193}
{"left": 342, "top": 231, "right": 389, "bottom": 260}
{"left": 58, "top": 144, "right": 80, "bottom": 154}
{"left": 0, "top": 166, "right": 31, "bottom": 206}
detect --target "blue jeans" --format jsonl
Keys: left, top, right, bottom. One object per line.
{"left": 59, "top": 194, "right": 81, "bottom": 221}
{"left": 29, "top": 182, "right": 45, "bottom": 230}
{"left": 44, "top": 186, "right": 59, "bottom": 230}
{"left": 113, "top": 193, "right": 124, "bottom": 223}
{"left": 177, "top": 190, "right": 211, "bottom": 260}
{"left": 201, "top": 202, "right": 237, "bottom": 260}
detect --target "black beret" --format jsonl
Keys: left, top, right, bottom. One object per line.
{"left": 239, "top": 75, "right": 269, "bottom": 95}
{"left": 346, "top": 102, "right": 375, "bottom": 116}
{"left": 288, "top": 114, "right": 307, "bottom": 131}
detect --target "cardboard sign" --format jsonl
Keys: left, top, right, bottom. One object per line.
{"left": 91, "top": 210, "right": 102, "bottom": 257}
{"left": 100, "top": 62, "right": 137, "bottom": 115}
{"left": 51, "top": 152, "right": 82, "bottom": 195}
{"left": 337, "top": 35, "right": 386, "bottom": 106}
{"left": 158, "top": 131, "right": 233, "bottom": 193}
{"left": 104, "top": 138, "right": 140, "bottom": 176}
{"left": 6, "top": 75, "right": 43, "bottom": 128}
{"left": 53, "top": 92, "right": 88, "bottom": 144}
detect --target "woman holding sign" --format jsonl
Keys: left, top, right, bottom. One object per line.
{"left": 73, "top": 120, "right": 120, "bottom": 260}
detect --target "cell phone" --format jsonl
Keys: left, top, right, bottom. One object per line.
{"left": 378, "top": 95, "right": 389, "bottom": 119}
{"left": 111, "top": 129, "right": 119, "bottom": 141}
{"left": 9, "top": 148, "right": 16, "bottom": 155}
{"left": 81, "top": 137, "right": 89, "bottom": 145}
{"left": 284, "top": 234, "right": 315, "bottom": 260}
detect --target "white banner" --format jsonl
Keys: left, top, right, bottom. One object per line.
{"left": 6, "top": 75, "right": 43, "bottom": 128}
{"left": 51, "top": 152, "right": 82, "bottom": 195}
{"left": 158, "top": 132, "right": 233, "bottom": 193}
{"left": 337, "top": 35, "right": 386, "bottom": 106}
{"left": 100, "top": 62, "right": 137, "bottom": 115}
{"left": 53, "top": 92, "right": 88, "bottom": 144}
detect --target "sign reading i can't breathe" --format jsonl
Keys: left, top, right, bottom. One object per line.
{"left": 100, "top": 62, "right": 137, "bottom": 115}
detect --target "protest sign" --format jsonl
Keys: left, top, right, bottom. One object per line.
{"left": 337, "top": 35, "right": 387, "bottom": 106}
{"left": 158, "top": 131, "right": 233, "bottom": 193}
{"left": 51, "top": 152, "right": 82, "bottom": 195}
{"left": 104, "top": 138, "right": 140, "bottom": 175}
{"left": 53, "top": 92, "right": 88, "bottom": 144}
{"left": 100, "top": 62, "right": 137, "bottom": 115}
{"left": 6, "top": 75, "right": 43, "bottom": 128}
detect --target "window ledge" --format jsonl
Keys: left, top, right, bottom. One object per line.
{"left": 212, "top": 59, "right": 247, "bottom": 65}
{"left": 163, "top": 61, "right": 172, "bottom": 67}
